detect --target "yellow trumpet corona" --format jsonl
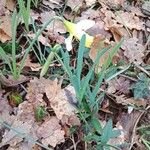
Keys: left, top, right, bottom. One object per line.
{"left": 63, "top": 19, "right": 94, "bottom": 48}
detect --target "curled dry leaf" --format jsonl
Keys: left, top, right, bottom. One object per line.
{"left": 121, "top": 38, "right": 145, "bottom": 64}
{"left": 37, "top": 117, "right": 65, "bottom": 147}
{"left": 109, "top": 26, "right": 130, "bottom": 42}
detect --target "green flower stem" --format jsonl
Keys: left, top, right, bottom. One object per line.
{"left": 40, "top": 44, "right": 61, "bottom": 77}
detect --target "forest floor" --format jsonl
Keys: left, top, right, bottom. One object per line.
{"left": 0, "top": 0, "right": 150, "bottom": 150}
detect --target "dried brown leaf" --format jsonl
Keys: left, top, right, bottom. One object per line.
{"left": 0, "top": 14, "right": 12, "bottom": 43}
{"left": 45, "top": 84, "right": 80, "bottom": 125}
{"left": 85, "top": 0, "right": 96, "bottom": 6}
{"left": 117, "top": 110, "right": 144, "bottom": 149}
{"left": 42, "top": 0, "right": 62, "bottom": 9}
{"left": 24, "top": 55, "right": 42, "bottom": 72}
{"left": 1, "top": 120, "right": 33, "bottom": 147}
{"left": 5, "top": 0, "right": 15, "bottom": 11}
{"left": 37, "top": 117, "right": 65, "bottom": 147}
{"left": 28, "top": 33, "right": 51, "bottom": 47}
{"left": 26, "top": 77, "right": 47, "bottom": 107}
{"left": 121, "top": 38, "right": 145, "bottom": 64}
{"left": 98, "top": 0, "right": 124, "bottom": 9}
{"left": 0, "top": 95, "right": 14, "bottom": 129}
{"left": 115, "top": 95, "right": 147, "bottom": 107}
{"left": 67, "top": 0, "right": 83, "bottom": 10}
{"left": 115, "top": 11, "right": 145, "bottom": 30}
{"left": 89, "top": 35, "right": 120, "bottom": 68}
{"left": 107, "top": 77, "right": 130, "bottom": 94}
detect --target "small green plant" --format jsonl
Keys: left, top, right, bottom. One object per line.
{"left": 55, "top": 35, "right": 123, "bottom": 149}
{"left": 9, "top": 92, "right": 23, "bottom": 106}
{"left": 35, "top": 106, "right": 46, "bottom": 122}
{"left": 0, "top": 10, "right": 19, "bottom": 79}
{"left": 0, "top": 12, "right": 60, "bottom": 80}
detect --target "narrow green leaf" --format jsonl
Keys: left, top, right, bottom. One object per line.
{"left": 0, "top": 47, "right": 13, "bottom": 72}
{"left": 79, "top": 68, "right": 93, "bottom": 100}
{"left": 92, "top": 117, "right": 102, "bottom": 134}
{"left": 101, "top": 119, "right": 113, "bottom": 143}
{"left": 76, "top": 34, "right": 86, "bottom": 80}
{"left": 70, "top": 75, "right": 80, "bottom": 97}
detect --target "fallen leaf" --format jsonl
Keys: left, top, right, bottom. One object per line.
{"left": 109, "top": 26, "right": 130, "bottom": 42}
{"left": 0, "top": 74, "right": 29, "bottom": 87}
{"left": 1, "top": 120, "right": 33, "bottom": 147}
{"left": 26, "top": 78, "right": 47, "bottom": 107}
{"left": 26, "top": 77, "right": 80, "bottom": 126}
{"left": 89, "top": 34, "right": 119, "bottom": 68}
{"left": 45, "top": 83, "right": 80, "bottom": 125}
{"left": 115, "top": 95, "right": 147, "bottom": 107}
{"left": 85, "top": 0, "right": 96, "bottom": 6}
{"left": 98, "top": 0, "right": 124, "bottom": 10}
{"left": 115, "top": 11, "right": 145, "bottom": 30}
{"left": 28, "top": 33, "right": 51, "bottom": 47}
{"left": 67, "top": 0, "right": 83, "bottom": 10}
{"left": 42, "top": 0, "right": 62, "bottom": 10}
{"left": 142, "top": 1, "right": 150, "bottom": 16}
{"left": 24, "top": 55, "right": 42, "bottom": 71}
{"left": 5, "top": 0, "right": 15, "bottom": 11}
{"left": 0, "top": 14, "right": 12, "bottom": 43}
{"left": 107, "top": 77, "right": 130, "bottom": 94}
{"left": 117, "top": 110, "right": 145, "bottom": 149}
{"left": 17, "top": 101, "right": 35, "bottom": 122}
{"left": 37, "top": 117, "right": 65, "bottom": 147}
{"left": 0, "top": 94, "right": 14, "bottom": 129}
{"left": 121, "top": 38, "right": 145, "bottom": 64}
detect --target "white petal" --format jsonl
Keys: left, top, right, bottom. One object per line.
{"left": 76, "top": 19, "right": 95, "bottom": 31}
{"left": 65, "top": 35, "right": 73, "bottom": 51}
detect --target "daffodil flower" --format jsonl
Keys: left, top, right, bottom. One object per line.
{"left": 63, "top": 19, "right": 95, "bottom": 51}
